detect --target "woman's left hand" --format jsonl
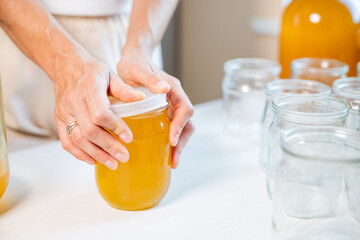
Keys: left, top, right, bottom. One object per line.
{"left": 117, "top": 48, "right": 195, "bottom": 169}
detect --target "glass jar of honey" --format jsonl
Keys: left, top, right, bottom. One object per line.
{"left": 95, "top": 88, "right": 171, "bottom": 211}
{"left": 0, "top": 77, "right": 8, "bottom": 199}
{"left": 280, "top": 0, "right": 360, "bottom": 78}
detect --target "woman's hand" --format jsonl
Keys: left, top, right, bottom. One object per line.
{"left": 53, "top": 55, "right": 145, "bottom": 170}
{"left": 117, "top": 48, "right": 195, "bottom": 169}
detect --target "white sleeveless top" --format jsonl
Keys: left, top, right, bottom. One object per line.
{"left": 40, "top": 0, "right": 132, "bottom": 16}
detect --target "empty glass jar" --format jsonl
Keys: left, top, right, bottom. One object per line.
{"left": 222, "top": 58, "right": 281, "bottom": 138}
{"left": 333, "top": 77, "right": 360, "bottom": 131}
{"left": 267, "top": 95, "right": 348, "bottom": 184}
{"left": 271, "top": 127, "right": 360, "bottom": 240}
{"left": 259, "top": 79, "right": 331, "bottom": 171}
{"left": 291, "top": 58, "right": 349, "bottom": 86}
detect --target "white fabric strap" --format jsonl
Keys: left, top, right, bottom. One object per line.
{"left": 40, "top": 0, "right": 132, "bottom": 16}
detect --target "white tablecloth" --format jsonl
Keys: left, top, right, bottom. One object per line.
{"left": 0, "top": 100, "right": 272, "bottom": 240}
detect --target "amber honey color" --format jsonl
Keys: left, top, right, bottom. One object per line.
{"left": 95, "top": 106, "right": 171, "bottom": 211}
{"left": 0, "top": 170, "right": 9, "bottom": 199}
{"left": 280, "top": 0, "right": 360, "bottom": 78}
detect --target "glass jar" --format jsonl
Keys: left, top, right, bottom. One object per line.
{"left": 222, "top": 58, "right": 281, "bottom": 138}
{"left": 333, "top": 77, "right": 360, "bottom": 131}
{"left": 291, "top": 58, "right": 349, "bottom": 86}
{"left": 95, "top": 88, "right": 171, "bottom": 211}
{"left": 271, "top": 127, "right": 360, "bottom": 239}
{"left": 0, "top": 77, "right": 8, "bottom": 199}
{"left": 280, "top": 0, "right": 359, "bottom": 78}
{"left": 268, "top": 95, "right": 348, "bottom": 179}
{"left": 259, "top": 79, "right": 331, "bottom": 171}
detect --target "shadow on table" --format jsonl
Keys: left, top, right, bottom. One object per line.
{"left": 158, "top": 131, "right": 257, "bottom": 207}
{"left": 0, "top": 176, "right": 28, "bottom": 217}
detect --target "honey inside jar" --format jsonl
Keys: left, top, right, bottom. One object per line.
{"left": 280, "top": 0, "right": 359, "bottom": 78}
{"left": 0, "top": 170, "right": 9, "bottom": 199}
{"left": 96, "top": 89, "right": 171, "bottom": 211}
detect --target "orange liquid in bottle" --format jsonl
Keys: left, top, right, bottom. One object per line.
{"left": 0, "top": 170, "right": 9, "bottom": 199}
{"left": 95, "top": 106, "right": 171, "bottom": 211}
{"left": 280, "top": 0, "right": 360, "bottom": 78}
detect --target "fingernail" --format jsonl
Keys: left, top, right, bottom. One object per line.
{"left": 119, "top": 131, "right": 132, "bottom": 143}
{"left": 105, "top": 160, "right": 118, "bottom": 170}
{"left": 134, "top": 90, "right": 146, "bottom": 99}
{"left": 173, "top": 133, "right": 180, "bottom": 146}
{"left": 85, "top": 159, "right": 95, "bottom": 165}
{"left": 115, "top": 153, "right": 129, "bottom": 163}
{"left": 155, "top": 81, "right": 171, "bottom": 92}
{"left": 172, "top": 154, "right": 181, "bottom": 169}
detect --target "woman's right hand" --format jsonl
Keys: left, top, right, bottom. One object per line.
{"left": 53, "top": 55, "right": 145, "bottom": 170}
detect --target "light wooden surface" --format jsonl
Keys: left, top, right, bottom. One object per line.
{"left": 0, "top": 100, "right": 272, "bottom": 240}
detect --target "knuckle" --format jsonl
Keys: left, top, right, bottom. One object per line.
{"left": 72, "top": 134, "right": 85, "bottom": 147}
{"left": 92, "top": 151, "right": 108, "bottom": 163}
{"left": 61, "top": 140, "right": 71, "bottom": 151}
{"left": 91, "top": 109, "right": 109, "bottom": 126}
{"left": 186, "top": 105, "right": 195, "bottom": 117}
{"left": 82, "top": 123, "right": 97, "bottom": 139}
{"left": 113, "top": 121, "right": 126, "bottom": 135}
{"left": 170, "top": 77, "right": 181, "bottom": 87}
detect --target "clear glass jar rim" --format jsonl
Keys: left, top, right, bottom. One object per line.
{"left": 265, "top": 79, "right": 331, "bottom": 98}
{"left": 291, "top": 57, "right": 349, "bottom": 74}
{"left": 224, "top": 58, "right": 281, "bottom": 75}
{"left": 333, "top": 77, "right": 360, "bottom": 100}
{"left": 272, "top": 95, "right": 349, "bottom": 124}
{"left": 281, "top": 127, "right": 360, "bottom": 163}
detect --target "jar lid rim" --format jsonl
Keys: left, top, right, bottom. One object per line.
{"left": 109, "top": 87, "right": 167, "bottom": 118}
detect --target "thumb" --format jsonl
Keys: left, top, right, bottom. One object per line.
{"left": 118, "top": 60, "right": 171, "bottom": 94}
{"left": 108, "top": 71, "right": 145, "bottom": 102}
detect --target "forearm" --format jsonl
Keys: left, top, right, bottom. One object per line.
{"left": 124, "top": 0, "right": 179, "bottom": 57}
{"left": 0, "top": 0, "right": 90, "bottom": 81}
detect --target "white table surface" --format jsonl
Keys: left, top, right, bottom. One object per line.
{"left": 0, "top": 99, "right": 272, "bottom": 240}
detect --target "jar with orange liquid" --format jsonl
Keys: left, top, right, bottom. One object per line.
{"left": 280, "top": 0, "right": 360, "bottom": 78}
{"left": 95, "top": 88, "right": 171, "bottom": 211}
{"left": 0, "top": 77, "right": 9, "bottom": 199}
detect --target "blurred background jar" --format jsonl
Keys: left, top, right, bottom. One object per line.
{"left": 280, "top": 0, "right": 360, "bottom": 78}
{"left": 333, "top": 77, "right": 360, "bottom": 131}
{"left": 96, "top": 88, "right": 171, "bottom": 211}
{"left": 271, "top": 127, "right": 360, "bottom": 239}
{"left": 222, "top": 58, "right": 281, "bottom": 140}
{"left": 267, "top": 95, "right": 348, "bottom": 187}
{"left": 259, "top": 79, "right": 331, "bottom": 171}
{"left": 291, "top": 58, "right": 349, "bottom": 86}
{"left": 0, "top": 76, "right": 8, "bottom": 199}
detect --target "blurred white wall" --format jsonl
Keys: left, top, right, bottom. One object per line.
{"left": 162, "top": 0, "right": 283, "bottom": 104}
